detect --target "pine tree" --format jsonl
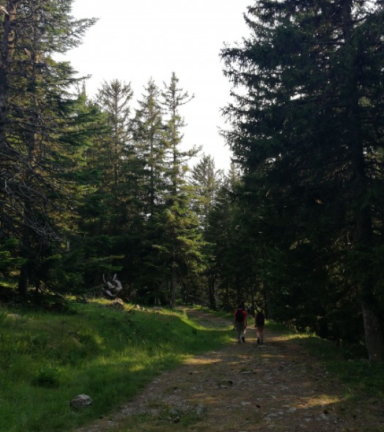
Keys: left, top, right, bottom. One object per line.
{"left": 94, "top": 79, "right": 133, "bottom": 199}
{"left": 147, "top": 73, "right": 204, "bottom": 308}
{"left": 190, "top": 154, "right": 224, "bottom": 308}
{"left": 0, "top": 0, "right": 96, "bottom": 295}
{"left": 190, "top": 154, "right": 223, "bottom": 229}
{"left": 222, "top": 0, "right": 384, "bottom": 360}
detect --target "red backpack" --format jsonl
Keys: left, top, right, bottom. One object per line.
{"left": 235, "top": 310, "right": 244, "bottom": 322}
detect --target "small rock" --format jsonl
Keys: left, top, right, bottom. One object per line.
{"left": 241, "top": 402, "right": 251, "bottom": 406}
{"left": 220, "top": 379, "right": 233, "bottom": 385}
{"left": 70, "top": 394, "right": 93, "bottom": 409}
{"left": 264, "top": 413, "right": 279, "bottom": 419}
{"left": 195, "top": 404, "right": 207, "bottom": 416}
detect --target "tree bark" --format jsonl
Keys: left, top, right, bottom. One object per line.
{"left": 362, "top": 300, "right": 384, "bottom": 362}
{"left": 208, "top": 275, "right": 216, "bottom": 310}
{"left": 170, "top": 264, "right": 177, "bottom": 309}
{"left": 341, "top": 0, "right": 384, "bottom": 361}
{"left": 18, "top": 263, "right": 29, "bottom": 297}
{"left": 0, "top": 1, "right": 19, "bottom": 140}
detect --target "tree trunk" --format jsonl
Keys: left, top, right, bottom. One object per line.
{"left": 362, "top": 300, "right": 384, "bottom": 362}
{"left": 170, "top": 265, "right": 177, "bottom": 308}
{"left": 208, "top": 275, "right": 216, "bottom": 310}
{"left": 18, "top": 263, "right": 29, "bottom": 297}
{"left": 341, "top": 0, "right": 384, "bottom": 362}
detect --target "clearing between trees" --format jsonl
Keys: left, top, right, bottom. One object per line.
{"left": 75, "top": 309, "right": 384, "bottom": 432}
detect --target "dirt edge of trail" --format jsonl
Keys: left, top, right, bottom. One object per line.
{"left": 76, "top": 309, "right": 384, "bottom": 432}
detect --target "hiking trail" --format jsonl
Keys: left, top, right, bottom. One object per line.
{"left": 76, "top": 308, "right": 383, "bottom": 432}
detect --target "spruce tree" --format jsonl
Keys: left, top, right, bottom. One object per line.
{"left": 131, "top": 79, "right": 166, "bottom": 215}
{"left": 222, "top": 0, "right": 384, "bottom": 360}
{"left": 0, "top": 0, "right": 96, "bottom": 295}
{"left": 190, "top": 154, "right": 224, "bottom": 308}
{"left": 149, "top": 73, "right": 204, "bottom": 308}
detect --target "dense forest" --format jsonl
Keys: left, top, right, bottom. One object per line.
{"left": 1, "top": 0, "right": 384, "bottom": 362}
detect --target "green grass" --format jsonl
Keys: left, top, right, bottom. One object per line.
{"left": 268, "top": 321, "right": 384, "bottom": 400}
{"left": 0, "top": 301, "right": 232, "bottom": 432}
{"left": 265, "top": 319, "right": 298, "bottom": 335}
{"left": 298, "top": 336, "right": 384, "bottom": 398}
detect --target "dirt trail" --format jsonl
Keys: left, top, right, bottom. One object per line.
{"left": 76, "top": 309, "right": 384, "bottom": 432}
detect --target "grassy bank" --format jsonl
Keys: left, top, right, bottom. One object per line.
{"left": 0, "top": 301, "right": 232, "bottom": 432}
{"left": 267, "top": 320, "right": 384, "bottom": 400}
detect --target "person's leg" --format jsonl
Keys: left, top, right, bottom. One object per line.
{"left": 259, "top": 326, "right": 264, "bottom": 344}
{"left": 256, "top": 326, "right": 261, "bottom": 344}
{"left": 235, "top": 323, "right": 241, "bottom": 343}
{"left": 241, "top": 325, "right": 246, "bottom": 342}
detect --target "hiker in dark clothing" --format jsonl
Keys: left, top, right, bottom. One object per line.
{"left": 255, "top": 310, "right": 265, "bottom": 344}
{"left": 234, "top": 305, "right": 247, "bottom": 343}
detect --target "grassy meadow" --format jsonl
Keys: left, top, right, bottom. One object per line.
{"left": 0, "top": 301, "right": 232, "bottom": 432}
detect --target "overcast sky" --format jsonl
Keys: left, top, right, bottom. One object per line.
{"left": 67, "top": 0, "right": 251, "bottom": 171}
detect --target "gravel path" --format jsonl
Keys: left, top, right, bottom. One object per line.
{"left": 76, "top": 309, "right": 384, "bottom": 432}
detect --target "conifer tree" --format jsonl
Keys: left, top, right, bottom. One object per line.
{"left": 95, "top": 79, "right": 133, "bottom": 198}
{"left": 149, "top": 73, "right": 204, "bottom": 307}
{"left": 190, "top": 154, "right": 224, "bottom": 308}
{"left": 0, "top": 0, "right": 96, "bottom": 295}
{"left": 190, "top": 154, "right": 223, "bottom": 229}
{"left": 222, "top": 0, "right": 384, "bottom": 360}
{"left": 131, "top": 79, "right": 166, "bottom": 215}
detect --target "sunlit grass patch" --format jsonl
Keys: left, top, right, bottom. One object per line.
{"left": 0, "top": 301, "right": 231, "bottom": 432}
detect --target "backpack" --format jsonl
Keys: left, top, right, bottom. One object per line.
{"left": 256, "top": 312, "right": 265, "bottom": 326}
{"left": 235, "top": 310, "right": 244, "bottom": 322}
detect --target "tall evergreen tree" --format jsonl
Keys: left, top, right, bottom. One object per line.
{"left": 131, "top": 79, "right": 166, "bottom": 215}
{"left": 0, "top": 0, "right": 96, "bottom": 295}
{"left": 151, "top": 73, "right": 204, "bottom": 307}
{"left": 94, "top": 79, "right": 133, "bottom": 200}
{"left": 222, "top": 0, "right": 384, "bottom": 360}
{"left": 190, "top": 154, "right": 224, "bottom": 308}
{"left": 190, "top": 154, "right": 223, "bottom": 229}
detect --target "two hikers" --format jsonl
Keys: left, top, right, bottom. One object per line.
{"left": 234, "top": 305, "right": 265, "bottom": 345}
{"left": 234, "top": 305, "right": 247, "bottom": 343}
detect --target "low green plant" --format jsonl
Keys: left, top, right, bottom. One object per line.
{"left": 0, "top": 310, "right": 7, "bottom": 325}
{"left": 32, "top": 364, "right": 61, "bottom": 388}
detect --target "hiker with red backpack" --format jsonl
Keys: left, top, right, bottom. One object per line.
{"left": 234, "top": 305, "right": 247, "bottom": 343}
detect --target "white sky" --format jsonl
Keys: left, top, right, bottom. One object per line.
{"left": 67, "top": 0, "right": 251, "bottom": 171}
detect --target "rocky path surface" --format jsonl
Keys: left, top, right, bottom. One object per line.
{"left": 76, "top": 309, "right": 384, "bottom": 432}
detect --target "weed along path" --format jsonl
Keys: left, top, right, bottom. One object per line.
{"left": 76, "top": 309, "right": 383, "bottom": 432}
